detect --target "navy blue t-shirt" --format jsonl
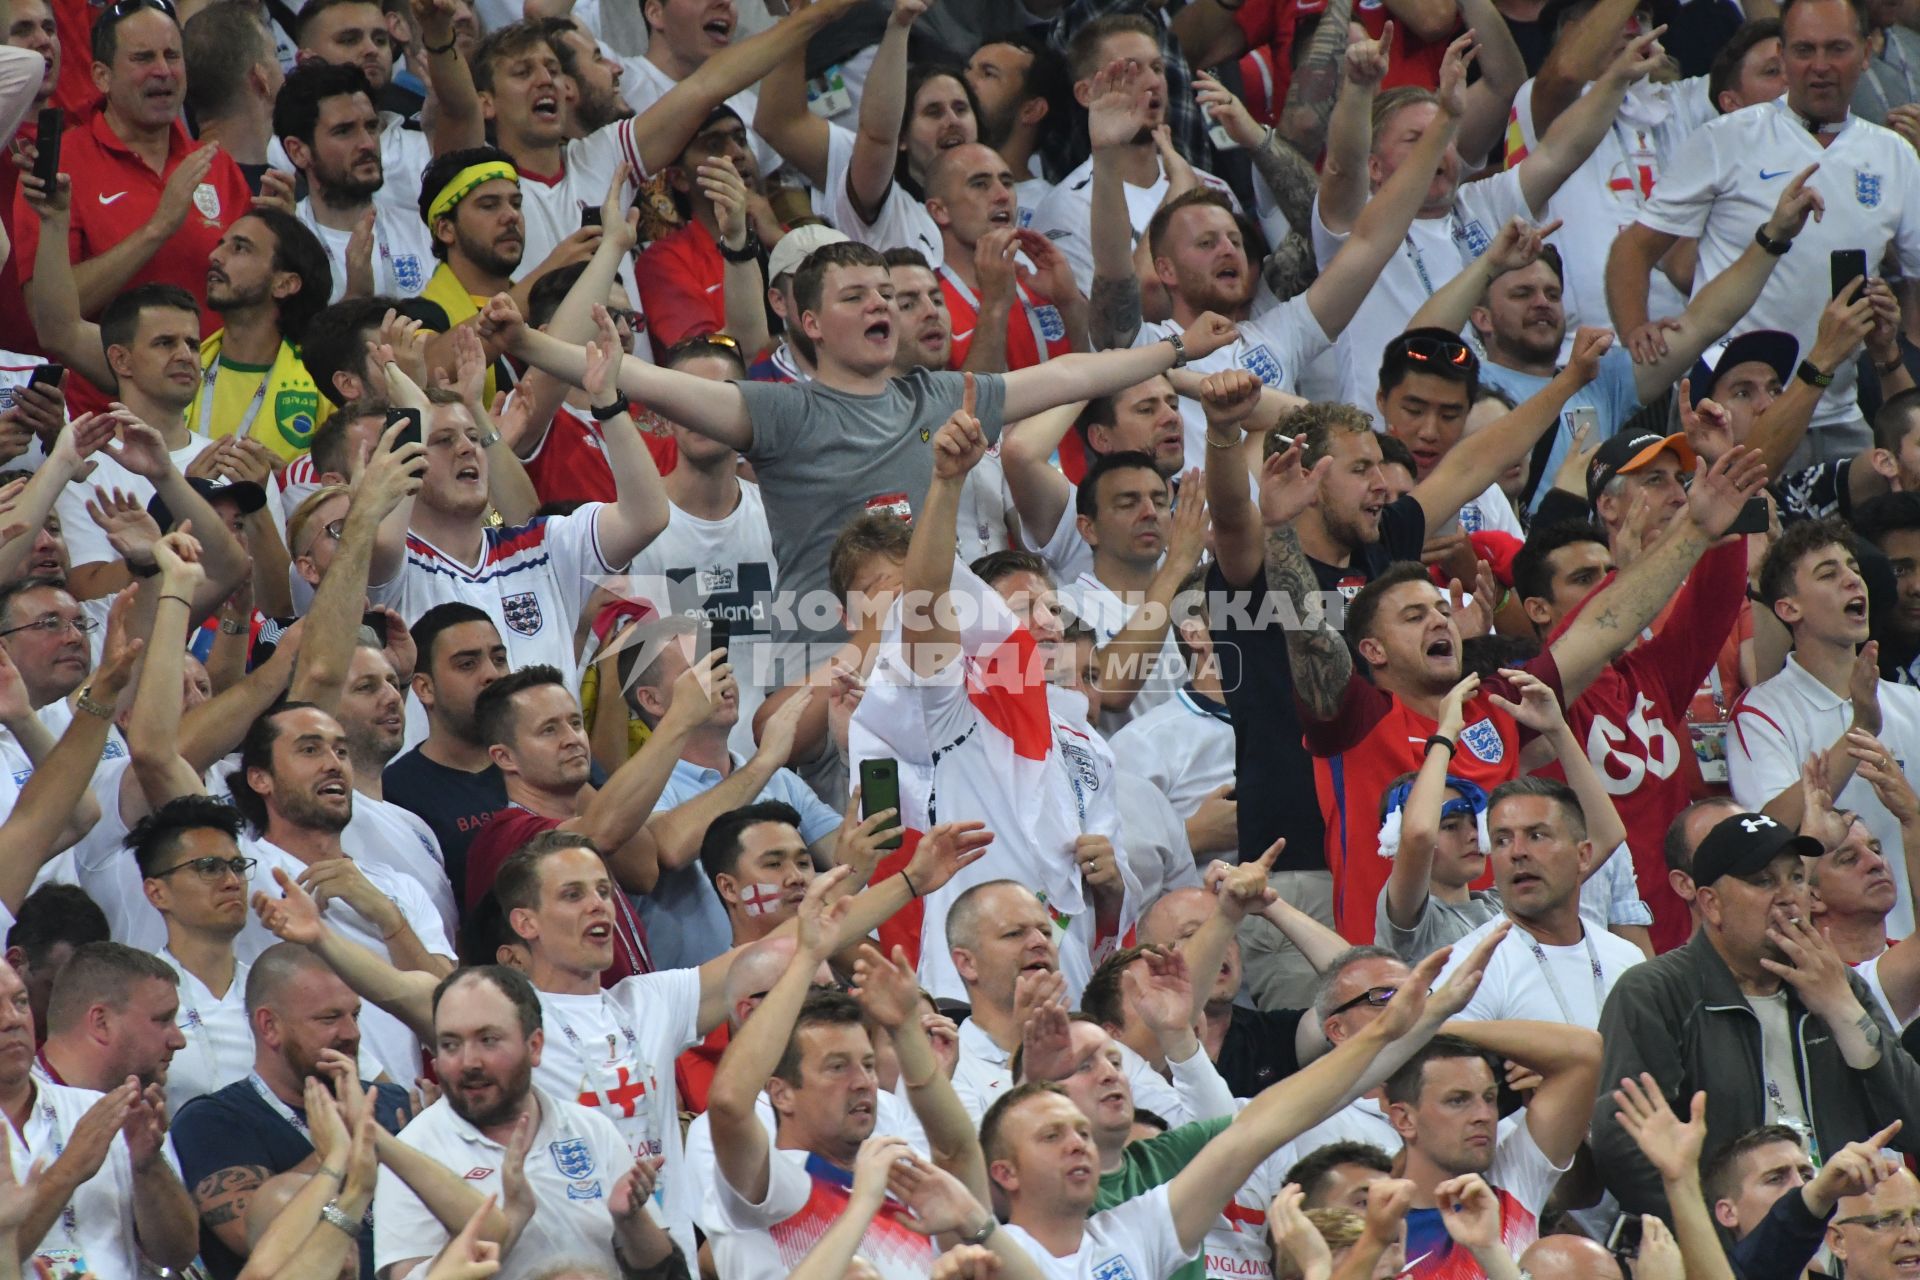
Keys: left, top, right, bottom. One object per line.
{"left": 172, "top": 1076, "right": 410, "bottom": 1280}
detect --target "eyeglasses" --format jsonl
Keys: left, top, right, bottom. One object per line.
{"left": 150, "top": 855, "right": 256, "bottom": 883}
{"left": 1838, "top": 1211, "right": 1920, "bottom": 1233}
{"left": 0, "top": 613, "right": 96, "bottom": 639}
{"left": 1326, "top": 985, "right": 1400, "bottom": 1016}
{"left": 1392, "top": 335, "right": 1474, "bottom": 368}
{"left": 603, "top": 306, "right": 639, "bottom": 329}
{"left": 97, "top": 0, "right": 175, "bottom": 26}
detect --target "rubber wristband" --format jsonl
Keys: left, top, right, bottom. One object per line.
{"left": 1426, "top": 734, "right": 1456, "bottom": 757}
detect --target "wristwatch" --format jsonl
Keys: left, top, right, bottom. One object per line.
{"left": 1754, "top": 223, "right": 1793, "bottom": 256}
{"left": 719, "top": 231, "right": 761, "bottom": 264}
{"left": 958, "top": 1216, "right": 998, "bottom": 1246}
{"left": 591, "top": 400, "right": 630, "bottom": 422}
{"left": 475, "top": 425, "right": 503, "bottom": 449}
{"left": 75, "top": 684, "right": 114, "bottom": 720}
{"left": 1166, "top": 330, "right": 1190, "bottom": 369}
{"left": 1796, "top": 359, "right": 1835, "bottom": 388}
{"left": 318, "top": 1201, "right": 362, "bottom": 1240}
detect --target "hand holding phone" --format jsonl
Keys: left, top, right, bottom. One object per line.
{"left": 31, "top": 109, "right": 60, "bottom": 193}
{"left": 1832, "top": 248, "right": 1869, "bottom": 300}
{"left": 385, "top": 407, "right": 422, "bottom": 451}
{"left": 858, "top": 758, "right": 904, "bottom": 851}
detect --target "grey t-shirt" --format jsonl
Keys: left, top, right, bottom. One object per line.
{"left": 737, "top": 369, "right": 1008, "bottom": 651}
{"left": 1375, "top": 887, "right": 1503, "bottom": 963}
{"left": 1748, "top": 989, "right": 1811, "bottom": 1129}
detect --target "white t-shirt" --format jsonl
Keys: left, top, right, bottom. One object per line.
{"left": 1015, "top": 176, "right": 1055, "bottom": 228}
{"left": 1031, "top": 154, "right": 1239, "bottom": 295}
{"left": 1000, "top": 1182, "right": 1196, "bottom": 1280}
{"left": 809, "top": 123, "right": 944, "bottom": 267}
{"left": 54, "top": 430, "right": 216, "bottom": 569}
{"left": 1311, "top": 166, "right": 1534, "bottom": 424}
{"left": 374, "top": 1089, "right": 636, "bottom": 1280}
{"left": 1730, "top": 657, "right": 1920, "bottom": 937}
{"left": 533, "top": 970, "right": 703, "bottom": 1261}
{"left": 7, "top": 1079, "right": 151, "bottom": 1280}
{"left": 1134, "top": 293, "right": 1335, "bottom": 469}
{"left": 1107, "top": 688, "right": 1235, "bottom": 818}
{"left": 1435, "top": 912, "right": 1645, "bottom": 1028}
{"left": 956, "top": 446, "right": 1016, "bottom": 567}
{"left": 372, "top": 504, "right": 621, "bottom": 748}
{"left": 296, "top": 197, "right": 436, "bottom": 304}
{"left": 628, "top": 481, "right": 779, "bottom": 761}
{"left": 1638, "top": 98, "right": 1920, "bottom": 429}
{"left": 615, "top": 55, "right": 782, "bottom": 182}
{"left": 951, "top": 1016, "right": 1013, "bottom": 1124}
{"left": 1507, "top": 77, "right": 1714, "bottom": 331}
{"left": 1116, "top": 770, "right": 1203, "bottom": 906}
{"left": 163, "top": 950, "right": 253, "bottom": 1118}
{"left": 1024, "top": 478, "right": 1095, "bottom": 586}
{"left": 708, "top": 1142, "right": 937, "bottom": 1280}
{"left": 347, "top": 793, "right": 456, "bottom": 942}
{"left": 233, "top": 836, "right": 452, "bottom": 1086}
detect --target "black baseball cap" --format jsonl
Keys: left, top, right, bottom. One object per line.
{"left": 1691, "top": 330, "right": 1799, "bottom": 408}
{"left": 147, "top": 476, "right": 268, "bottom": 532}
{"left": 1586, "top": 429, "right": 1699, "bottom": 504}
{"left": 1692, "top": 811, "right": 1822, "bottom": 887}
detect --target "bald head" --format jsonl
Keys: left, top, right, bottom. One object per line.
{"left": 946, "top": 879, "right": 1036, "bottom": 953}
{"left": 725, "top": 934, "right": 798, "bottom": 1026}
{"left": 1519, "top": 1235, "right": 1625, "bottom": 1280}
{"left": 1139, "top": 887, "right": 1217, "bottom": 947}
{"left": 928, "top": 142, "right": 1011, "bottom": 202}
{"left": 245, "top": 941, "right": 341, "bottom": 1014}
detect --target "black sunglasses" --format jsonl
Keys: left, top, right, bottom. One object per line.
{"left": 1326, "top": 985, "right": 1399, "bottom": 1016}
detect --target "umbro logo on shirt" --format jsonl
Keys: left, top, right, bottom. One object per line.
{"left": 463, "top": 1167, "right": 493, "bottom": 1179}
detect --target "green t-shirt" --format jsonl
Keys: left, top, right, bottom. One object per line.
{"left": 1096, "top": 1116, "right": 1232, "bottom": 1280}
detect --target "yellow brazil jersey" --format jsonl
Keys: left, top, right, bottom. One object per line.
{"left": 188, "top": 332, "right": 324, "bottom": 461}
{"left": 421, "top": 261, "right": 500, "bottom": 404}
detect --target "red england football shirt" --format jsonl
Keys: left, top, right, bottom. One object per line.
{"left": 1302, "top": 654, "right": 1563, "bottom": 942}
{"left": 633, "top": 219, "right": 723, "bottom": 351}
{"left": 465, "top": 805, "right": 652, "bottom": 986}
{"left": 938, "top": 265, "right": 1073, "bottom": 373}
{"left": 0, "top": 120, "right": 40, "bottom": 357}
{"left": 521, "top": 404, "right": 678, "bottom": 507}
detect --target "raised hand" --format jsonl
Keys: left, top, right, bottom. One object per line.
{"left": 1635, "top": 1214, "right": 1684, "bottom": 1280}
{"left": 155, "top": 145, "right": 219, "bottom": 235}
{"left": 1764, "top": 164, "right": 1824, "bottom": 244}
{"left": 58, "top": 1082, "right": 136, "bottom": 1186}
{"left": 1625, "top": 316, "right": 1685, "bottom": 365}
{"left": 583, "top": 305, "right": 627, "bottom": 408}
{"left": 1199, "top": 369, "right": 1262, "bottom": 431}
{"left": 597, "top": 162, "right": 639, "bottom": 254}
{"left": 426, "top": 1194, "right": 503, "bottom": 1280}
{"left": 361, "top": 419, "right": 428, "bottom": 518}
{"left": 1013, "top": 227, "right": 1079, "bottom": 307}
{"left": 1344, "top": 19, "right": 1393, "bottom": 87}
{"left": 851, "top": 1133, "right": 916, "bottom": 1214}
{"left": 1607, "top": 23, "right": 1668, "bottom": 83}
{"left": 698, "top": 157, "right": 751, "bottom": 253}
{"left": 1564, "top": 327, "right": 1614, "bottom": 386}
{"left": 752, "top": 686, "right": 813, "bottom": 771}
{"left": 298, "top": 859, "right": 403, "bottom": 938}
{"left": 887, "top": 1151, "right": 992, "bottom": 1237}
{"left": 1805, "top": 1120, "right": 1904, "bottom": 1214}
{"left": 849, "top": 943, "right": 921, "bottom": 1030}
{"left": 475, "top": 294, "right": 527, "bottom": 351}
{"left": 252, "top": 866, "right": 327, "bottom": 946}
{"left": 1801, "top": 748, "right": 1852, "bottom": 853}
{"left": 1180, "top": 312, "right": 1240, "bottom": 361}
{"left": 88, "top": 486, "right": 165, "bottom": 566}
{"left": 150, "top": 527, "right": 207, "bottom": 596}
{"left": 1166, "top": 473, "right": 1208, "bottom": 572}
{"left": 1851, "top": 639, "right": 1884, "bottom": 736}
{"left": 931, "top": 373, "right": 986, "bottom": 480}
{"left": 1685, "top": 444, "right": 1769, "bottom": 538}
{"left": 1611, "top": 1073, "right": 1706, "bottom": 1184}
{"left": 1486, "top": 666, "right": 1565, "bottom": 734}
{"left": 795, "top": 864, "right": 855, "bottom": 959}
{"left": 1269, "top": 1184, "right": 1333, "bottom": 1280}
{"left": 1258, "top": 441, "right": 1333, "bottom": 530}
{"left": 103, "top": 414, "right": 176, "bottom": 480}
{"left": 902, "top": 820, "right": 993, "bottom": 898}
{"left": 657, "top": 648, "right": 736, "bottom": 734}
{"left": 254, "top": 167, "right": 298, "bottom": 215}
{"left": 121, "top": 1080, "right": 169, "bottom": 1169}
{"left": 1121, "top": 947, "right": 1197, "bottom": 1038}
{"left": 1435, "top": 31, "right": 1478, "bottom": 118}
{"left": 1676, "top": 378, "right": 1735, "bottom": 462}
{"left": 1087, "top": 58, "right": 1153, "bottom": 153}
{"left": 1362, "top": 1177, "right": 1415, "bottom": 1247}
{"left": 1847, "top": 729, "right": 1919, "bottom": 825}
{"left": 1434, "top": 1174, "right": 1501, "bottom": 1250}
{"left": 1761, "top": 914, "right": 1864, "bottom": 1023}
{"left": 974, "top": 226, "right": 1019, "bottom": 306}
{"left": 1213, "top": 837, "right": 1282, "bottom": 923}
{"left": 1426, "top": 920, "right": 1510, "bottom": 1021}
{"left": 1437, "top": 674, "right": 1480, "bottom": 740}
{"left": 608, "top": 1154, "right": 662, "bottom": 1223}
{"left": 1194, "top": 70, "right": 1264, "bottom": 150}
{"left": 0, "top": 1124, "right": 43, "bottom": 1234}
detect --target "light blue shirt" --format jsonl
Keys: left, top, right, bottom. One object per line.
{"left": 1479, "top": 346, "right": 1642, "bottom": 513}
{"left": 631, "top": 755, "right": 842, "bottom": 971}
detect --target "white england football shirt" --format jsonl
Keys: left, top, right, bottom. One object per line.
{"left": 810, "top": 123, "right": 944, "bottom": 267}
{"left": 534, "top": 970, "right": 703, "bottom": 1261}
{"left": 1056, "top": 570, "right": 1184, "bottom": 733}
{"left": 348, "top": 793, "right": 456, "bottom": 942}
{"left": 1001, "top": 1183, "right": 1196, "bottom": 1280}
{"left": 374, "top": 1088, "right": 635, "bottom": 1280}
{"left": 709, "top": 1143, "right": 936, "bottom": 1280}
{"left": 615, "top": 55, "right": 782, "bottom": 181}
{"left": 163, "top": 951, "right": 253, "bottom": 1117}
{"left": 296, "top": 197, "right": 436, "bottom": 304}
{"left": 1638, "top": 99, "right": 1920, "bottom": 430}
{"left": 7, "top": 1079, "right": 151, "bottom": 1280}
{"left": 1108, "top": 688, "right": 1235, "bottom": 818}
{"left": 1311, "top": 166, "right": 1534, "bottom": 424}
{"left": 951, "top": 1017, "right": 1013, "bottom": 1123}
{"left": 512, "top": 123, "right": 652, "bottom": 330}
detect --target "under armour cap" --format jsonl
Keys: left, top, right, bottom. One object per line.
{"left": 1586, "top": 429, "right": 1698, "bottom": 505}
{"left": 1691, "top": 330, "right": 1799, "bottom": 409}
{"left": 766, "top": 224, "right": 852, "bottom": 285}
{"left": 1691, "top": 811, "right": 1822, "bottom": 887}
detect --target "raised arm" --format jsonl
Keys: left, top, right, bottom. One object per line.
{"left": 126, "top": 536, "right": 216, "bottom": 810}
{"left": 1605, "top": 222, "right": 1685, "bottom": 357}
{"left": 1261, "top": 446, "right": 1348, "bottom": 719}
{"left": 579, "top": 306, "right": 671, "bottom": 565}
{"left": 1303, "top": 33, "right": 1472, "bottom": 339}
{"left": 704, "top": 157, "right": 773, "bottom": 358}
{"left": 1387, "top": 677, "right": 1477, "bottom": 930}
{"left": 902, "top": 378, "right": 985, "bottom": 677}
{"left": 1198, "top": 371, "right": 1267, "bottom": 587}
{"left": 69, "top": 144, "right": 223, "bottom": 317}
{"left": 750, "top": 0, "right": 830, "bottom": 188}
{"left": 0, "top": 415, "right": 113, "bottom": 585}
{"left": 1444, "top": 1018, "right": 1603, "bottom": 1165}
{"left": 19, "top": 174, "right": 110, "bottom": 389}
{"left": 253, "top": 868, "right": 437, "bottom": 1039}
{"left": 1275, "top": 0, "right": 1358, "bottom": 160}
{"left": 1086, "top": 60, "right": 1155, "bottom": 353}
{"left": 1550, "top": 447, "right": 1770, "bottom": 700}
{"left": 1453, "top": 0, "right": 1524, "bottom": 163}
{"left": 998, "top": 313, "right": 1239, "bottom": 423}
{"left": 1527, "top": 0, "right": 1640, "bottom": 136}
{"left": 843, "top": 0, "right": 921, "bottom": 223}
{"left": 495, "top": 298, "right": 754, "bottom": 449}
{"left": 709, "top": 867, "right": 854, "bottom": 1204}
{"left": 997, "top": 401, "right": 1081, "bottom": 551}
{"left": 1408, "top": 216, "right": 1560, "bottom": 335}
{"left": 1315, "top": 23, "right": 1390, "bottom": 236}
{"left": 1413, "top": 328, "right": 1611, "bottom": 530}
{"left": 413, "top": 0, "right": 483, "bottom": 152}
{"left": 1515, "top": 28, "right": 1664, "bottom": 217}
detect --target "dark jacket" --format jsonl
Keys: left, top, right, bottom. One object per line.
{"left": 1591, "top": 930, "right": 1920, "bottom": 1217}
{"left": 1729, "top": 1185, "right": 1831, "bottom": 1280}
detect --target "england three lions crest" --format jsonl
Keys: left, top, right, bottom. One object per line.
{"left": 549, "top": 1138, "right": 596, "bottom": 1180}
{"left": 1859, "top": 171, "right": 1883, "bottom": 207}
{"left": 1459, "top": 717, "right": 1504, "bottom": 764}
{"left": 502, "top": 592, "right": 543, "bottom": 636}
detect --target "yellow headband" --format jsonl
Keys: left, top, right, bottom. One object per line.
{"left": 427, "top": 161, "right": 519, "bottom": 225}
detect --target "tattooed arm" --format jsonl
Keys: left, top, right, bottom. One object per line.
{"left": 1276, "top": 0, "right": 1358, "bottom": 162}
{"left": 1249, "top": 128, "right": 1321, "bottom": 239}
{"left": 1268, "top": 524, "right": 1353, "bottom": 720}
{"left": 1087, "top": 61, "right": 1152, "bottom": 352}
{"left": 195, "top": 1164, "right": 270, "bottom": 1258}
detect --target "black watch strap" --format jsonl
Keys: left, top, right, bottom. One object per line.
{"left": 591, "top": 399, "right": 630, "bottom": 422}
{"left": 1797, "top": 359, "right": 1835, "bottom": 388}
{"left": 719, "top": 232, "right": 761, "bottom": 264}
{"left": 1755, "top": 224, "right": 1793, "bottom": 256}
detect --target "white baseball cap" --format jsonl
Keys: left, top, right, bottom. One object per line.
{"left": 766, "top": 223, "right": 852, "bottom": 285}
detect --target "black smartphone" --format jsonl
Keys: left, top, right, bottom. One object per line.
{"left": 361, "top": 610, "right": 389, "bottom": 645}
{"left": 1729, "top": 494, "right": 1771, "bottom": 535}
{"left": 26, "top": 363, "right": 62, "bottom": 391}
{"left": 581, "top": 206, "right": 602, "bottom": 228}
{"left": 1832, "top": 248, "right": 1869, "bottom": 300}
{"left": 31, "top": 108, "right": 60, "bottom": 192}
{"left": 1606, "top": 1210, "right": 1644, "bottom": 1260}
{"left": 858, "top": 757, "right": 903, "bottom": 850}
{"left": 706, "top": 614, "right": 732, "bottom": 661}
{"left": 385, "top": 406, "right": 422, "bottom": 451}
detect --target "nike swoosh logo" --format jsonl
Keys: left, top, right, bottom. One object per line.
{"left": 98, "top": 192, "right": 128, "bottom": 205}
{"left": 1759, "top": 169, "right": 1793, "bottom": 180}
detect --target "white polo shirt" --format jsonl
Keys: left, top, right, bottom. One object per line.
{"left": 7, "top": 1079, "right": 151, "bottom": 1280}
{"left": 1638, "top": 99, "right": 1920, "bottom": 429}
{"left": 534, "top": 970, "right": 703, "bottom": 1262}
{"left": 1434, "top": 911, "right": 1647, "bottom": 1028}
{"left": 373, "top": 1088, "right": 634, "bottom": 1280}
{"left": 1310, "top": 165, "right": 1535, "bottom": 425}
{"left": 1729, "top": 654, "right": 1920, "bottom": 937}
{"left": 1108, "top": 687, "right": 1234, "bottom": 819}
{"left": 951, "top": 1016, "right": 1013, "bottom": 1124}
{"left": 347, "top": 793, "right": 456, "bottom": 943}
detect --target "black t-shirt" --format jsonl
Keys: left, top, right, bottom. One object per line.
{"left": 172, "top": 1077, "right": 410, "bottom": 1280}
{"left": 1210, "top": 494, "right": 1428, "bottom": 872}
{"left": 1217, "top": 1003, "right": 1308, "bottom": 1097}
{"left": 381, "top": 750, "right": 507, "bottom": 903}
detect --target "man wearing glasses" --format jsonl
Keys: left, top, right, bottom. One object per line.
{"left": 12, "top": 0, "right": 254, "bottom": 374}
